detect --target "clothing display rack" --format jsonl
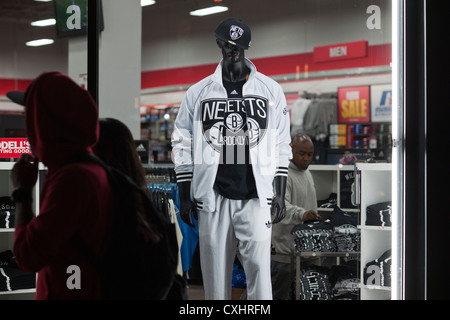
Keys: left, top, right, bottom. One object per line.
{"left": 292, "top": 91, "right": 338, "bottom": 100}
{"left": 289, "top": 92, "right": 338, "bottom": 164}
{"left": 146, "top": 172, "right": 183, "bottom": 275}
{"left": 145, "top": 170, "right": 199, "bottom": 278}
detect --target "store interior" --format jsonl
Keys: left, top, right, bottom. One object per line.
{"left": 0, "top": 0, "right": 399, "bottom": 300}
{"left": 0, "top": 0, "right": 393, "bottom": 165}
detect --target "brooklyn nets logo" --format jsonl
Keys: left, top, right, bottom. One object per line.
{"left": 230, "top": 25, "right": 244, "bottom": 40}
{"left": 201, "top": 96, "right": 268, "bottom": 153}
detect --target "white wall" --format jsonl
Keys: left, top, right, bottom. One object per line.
{"left": 141, "top": 0, "right": 391, "bottom": 71}
{"left": 98, "top": 0, "right": 142, "bottom": 138}
{"left": 0, "top": 0, "right": 392, "bottom": 79}
{"left": 1, "top": 0, "right": 392, "bottom": 111}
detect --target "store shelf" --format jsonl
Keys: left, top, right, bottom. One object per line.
{"left": 363, "top": 226, "right": 391, "bottom": 231}
{"left": 362, "top": 284, "right": 391, "bottom": 291}
{"left": 309, "top": 164, "right": 358, "bottom": 219}
{"left": 297, "top": 163, "right": 392, "bottom": 300}
{"left": 0, "top": 162, "right": 41, "bottom": 300}
{"left": 0, "top": 288, "right": 36, "bottom": 300}
{"left": 0, "top": 288, "right": 35, "bottom": 295}
{"left": 296, "top": 251, "right": 360, "bottom": 258}
{"left": 356, "top": 162, "right": 392, "bottom": 300}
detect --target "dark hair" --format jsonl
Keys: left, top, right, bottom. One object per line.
{"left": 94, "top": 118, "right": 161, "bottom": 243}
{"left": 93, "top": 118, "right": 146, "bottom": 188}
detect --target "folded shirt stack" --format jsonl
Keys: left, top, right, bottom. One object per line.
{"left": 366, "top": 201, "right": 392, "bottom": 227}
{"left": 317, "top": 193, "right": 337, "bottom": 209}
{"left": 329, "top": 265, "right": 360, "bottom": 300}
{"left": 363, "top": 249, "right": 391, "bottom": 287}
{"left": 299, "top": 267, "right": 332, "bottom": 300}
{"left": 291, "top": 220, "right": 336, "bottom": 253}
{"left": 0, "top": 250, "right": 36, "bottom": 292}
{"left": 0, "top": 196, "right": 16, "bottom": 229}
{"left": 331, "top": 206, "right": 360, "bottom": 252}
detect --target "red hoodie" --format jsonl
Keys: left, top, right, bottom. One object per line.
{"left": 13, "top": 72, "right": 114, "bottom": 299}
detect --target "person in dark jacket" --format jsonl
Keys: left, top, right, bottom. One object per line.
{"left": 7, "top": 72, "right": 114, "bottom": 299}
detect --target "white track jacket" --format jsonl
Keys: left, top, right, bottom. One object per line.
{"left": 171, "top": 58, "right": 292, "bottom": 212}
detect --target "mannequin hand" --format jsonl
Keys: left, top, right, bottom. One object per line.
{"left": 271, "top": 195, "right": 286, "bottom": 224}
{"left": 177, "top": 181, "right": 197, "bottom": 227}
{"left": 179, "top": 200, "right": 197, "bottom": 227}
{"left": 271, "top": 175, "right": 287, "bottom": 224}
{"left": 11, "top": 154, "right": 39, "bottom": 190}
{"left": 302, "top": 210, "right": 322, "bottom": 222}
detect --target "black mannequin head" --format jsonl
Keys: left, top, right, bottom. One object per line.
{"left": 216, "top": 38, "right": 245, "bottom": 64}
{"left": 214, "top": 18, "right": 251, "bottom": 82}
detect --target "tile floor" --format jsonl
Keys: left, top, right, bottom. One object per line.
{"left": 186, "top": 284, "right": 205, "bottom": 300}
{"left": 186, "top": 285, "right": 247, "bottom": 300}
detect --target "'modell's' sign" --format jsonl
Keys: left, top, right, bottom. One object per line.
{"left": 338, "top": 86, "right": 371, "bottom": 123}
{"left": 0, "top": 138, "right": 32, "bottom": 158}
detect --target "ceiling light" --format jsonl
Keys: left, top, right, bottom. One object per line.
{"left": 190, "top": 6, "right": 228, "bottom": 16}
{"left": 141, "top": 0, "right": 155, "bottom": 6}
{"left": 34, "top": 0, "right": 53, "bottom": 2}
{"left": 26, "top": 39, "right": 54, "bottom": 47}
{"left": 31, "top": 18, "right": 56, "bottom": 27}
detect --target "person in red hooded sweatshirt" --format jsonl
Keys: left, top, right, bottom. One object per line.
{"left": 6, "top": 72, "right": 114, "bottom": 300}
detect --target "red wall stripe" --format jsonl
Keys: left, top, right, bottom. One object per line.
{"left": 0, "top": 79, "right": 33, "bottom": 96}
{"left": 0, "top": 43, "right": 391, "bottom": 96}
{"left": 141, "top": 43, "right": 391, "bottom": 90}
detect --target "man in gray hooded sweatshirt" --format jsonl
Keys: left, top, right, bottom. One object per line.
{"left": 271, "top": 134, "right": 321, "bottom": 300}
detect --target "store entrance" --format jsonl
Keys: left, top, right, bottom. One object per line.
{"left": 139, "top": 0, "right": 396, "bottom": 301}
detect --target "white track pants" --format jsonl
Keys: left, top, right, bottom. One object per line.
{"left": 198, "top": 192, "right": 272, "bottom": 300}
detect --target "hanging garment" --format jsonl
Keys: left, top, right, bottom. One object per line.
{"left": 303, "top": 98, "right": 338, "bottom": 138}
{"left": 148, "top": 179, "right": 198, "bottom": 275}
{"left": 168, "top": 198, "right": 183, "bottom": 276}
{"left": 290, "top": 98, "right": 311, "bottom": 136}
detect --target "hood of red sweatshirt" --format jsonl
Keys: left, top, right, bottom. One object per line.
{"left": 24, "top": 72, "right": 99, "bottom": 168}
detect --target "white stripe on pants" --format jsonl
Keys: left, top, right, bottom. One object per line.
{"left": 198, "top": 192, "right": 272, "bottom": 300}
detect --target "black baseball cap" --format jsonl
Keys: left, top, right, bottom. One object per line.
{"left": 214, "top": 18, "right": 251, "bottom": 50}
{"left": 6, "top": 80, "right": 34, "bottom": 107}
{"left": 6, "top": 90, "right": 27, "bottom": 107}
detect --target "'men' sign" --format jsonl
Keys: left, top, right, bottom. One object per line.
{"left": 314, "top": 41, "right": 368, "bottom": 63}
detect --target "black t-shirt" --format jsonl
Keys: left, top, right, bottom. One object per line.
{"left": 213, "top": 78, "right": 258, "bottom": 200}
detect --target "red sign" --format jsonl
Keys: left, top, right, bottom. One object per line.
{"left": 338, "top": 86, "right": 370, "bottom": 123}
{"left": 314, "top": 41, "right": 368, "bottom": 63}
{"left": 0, "top": 138, "right": 32, "bottom": 158}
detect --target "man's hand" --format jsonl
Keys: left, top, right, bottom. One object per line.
{"left": 302, "top": 210, "right": 322, "bottom": 221}
{"left": 11, "top": 154, "right": 39, "bottom": 190}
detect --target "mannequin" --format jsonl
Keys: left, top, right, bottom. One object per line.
{"left": 172, "top": 18, "right": 291, "bottom": 300}
{"left": 179, "top": 38, "right": 287, "bottom": 227}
